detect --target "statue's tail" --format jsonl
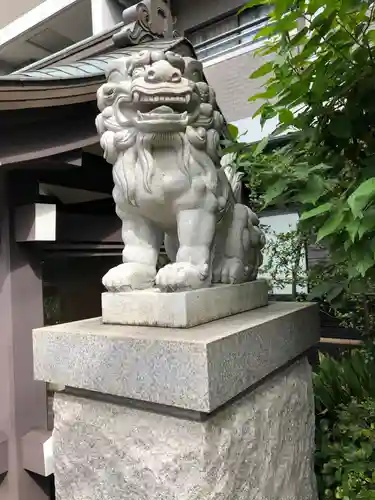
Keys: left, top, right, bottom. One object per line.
{"left": 223, "top": 165, "right": 244, "bottom": 203}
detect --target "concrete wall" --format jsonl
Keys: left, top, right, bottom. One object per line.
{"left": 204, "top": 51, "right": 270, "bottom": 122}
{"left": 0, "top": 0, "right": 43, "bottom": 28}
{"left": 172, "top": 0, "right": 244, "bottom": 33}
{"left": 172, "top": 0, "right": 272, "bottom": 126}
{"left": 91, "top": 0, "right": 123, "bottom": 35}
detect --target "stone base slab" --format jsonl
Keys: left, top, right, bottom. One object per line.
{"left": 102, "top": 280, "right": 269, "bottom": 328}
{"left": 33, "top": 302, "right": 319, "bottom": 412}
{"left": 53, "top": 358, "right": 318, "bottom": 500}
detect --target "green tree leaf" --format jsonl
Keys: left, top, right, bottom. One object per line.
{"left": 238, "top": 0, "right": 270, "bottom": 14}
{"left": 279, "top": 108, "right": 294, "bottom": 125}
{"left": 254, "top": 136, "right": 269, "bottom": 156}
{"left": 300, "top": 203, "right": 333, "bottom": 220}
{"left": 317, "top": 211, "right": 345, "bottom": 242}
{"left": 254, "top": 24, "right": 278, "bottom": 39}
{"left": 263, "top": 179, "right": 288, "bottom": 205}
{"left": 356, "top": 255, "right": 374, "bottom": 277}
{"left": 274, "top": 0, "right": 294, "bottom": 17}
{"left": 290, "top": 26, "right": 308, "bottom": 46}
{"left": 348, "top": 178, "right": 375, "bottom": 219}
{"left": 345, "top": 217, "right": 361, "bottom": 242}
{"left": 227, "top": 124, "right": 239, "bottom": 140}
{"left": 308, "top": 282, "right": 333, "bottom": 300}
{"left": 326, "top": 284, "right": 345, "bottom": 302}
{"left": 249, "top": 61, "right": 274, "bottom": 79}
{"left": 294, "top": 174, "right": 326, "bottom": 204}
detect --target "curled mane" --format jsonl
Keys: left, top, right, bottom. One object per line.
{"left": 102, "top": 125, "right": 222, "bottom": 206}
{"left": 135, "top": 132, "right": 192, "bottom": 193}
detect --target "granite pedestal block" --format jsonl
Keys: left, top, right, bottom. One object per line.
{"left": 53, "top": 359, "right": 317, "bottom": 500}
{"left": 102, "top": 279, "right": 269, "bottom": 328}
{"left": 34, "top": 302, "right": 319, "bottom": 412}
{"left": 33, "top": 301, "right": 319, "bottom": 500}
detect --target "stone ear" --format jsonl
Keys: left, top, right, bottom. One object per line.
{"left": 183, "top": 58, "right": 203, "bottom": 82}
{"left": 106, "top": 59, "right": 130, "bottom": 82}
{"left": 165, "top": 51, "right": 185, "bottom": 73}
{"left": 113, "top": 97, "right": 133, "bottom": 127}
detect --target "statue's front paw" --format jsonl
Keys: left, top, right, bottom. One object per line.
{"left": 156, "top": 262, "right": 209, "bottom": 292}
{"left": 102, "top": 263, "right": 156, "bottom": 292}
{"left": 213, "top": 257, "right": 247, "bottom": 284}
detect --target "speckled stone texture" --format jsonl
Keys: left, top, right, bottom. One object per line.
{"left": 102, "top": 280, "right": 269, "bottom": 328}
{"left": 33, "top": 302, "right": 319, "bottom": 412}
{"left": 53, "top": 358, "right": 317, "bottom": 500}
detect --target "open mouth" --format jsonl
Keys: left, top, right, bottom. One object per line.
{"left": 136, "top": 105, "right": 188, "bottom": 122}
{"left": 131, "top": 88, "right": 196, "bottom": 120}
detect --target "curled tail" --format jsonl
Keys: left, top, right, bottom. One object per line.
{"left": 223, "top": 164, "right": 244, "bottom": 203}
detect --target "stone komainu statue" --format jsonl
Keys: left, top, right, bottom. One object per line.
{"left": 96, "top": 49, "right": 265, "bottom": 292}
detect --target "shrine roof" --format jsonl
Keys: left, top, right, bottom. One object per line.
{"left": 0, "top": 38, "right": 190, "bottom": 84}
{"left": 0, "top": 36, "right": 196, "bottom": 165}
{"left": 0, "top": 1, "right": 200, "bottom": 165}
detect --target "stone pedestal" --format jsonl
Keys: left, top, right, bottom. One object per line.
{"left": 102, "top": 280, "right": 269, "bottom": 328}
{"left": 33, "top": 301, "right": 319, "bottom": 500}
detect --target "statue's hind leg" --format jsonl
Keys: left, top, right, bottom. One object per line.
{"left": 164, "top": 232, "right": 178, "bottom": 262}
{"left": 212, "top": 204, "right": 251, "bottom": 284}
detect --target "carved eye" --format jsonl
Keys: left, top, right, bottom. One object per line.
{"left": 132, "top": 66, "right": 145, "bottom": 78}
{"left": 171, "top": 71, "right": 180, "bottom": 82}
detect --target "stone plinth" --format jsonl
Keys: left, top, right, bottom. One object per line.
{"left": 102, "top": 280, "right": 269, "bottom": 328}
{"left": 33, "top": 301, "right": 319, "bottom": 500}
{"left": 34, "top": 302, "right": 319, "bottom": 412}
{"left": 53, "top": 358, "right": 317, "bottom": 500}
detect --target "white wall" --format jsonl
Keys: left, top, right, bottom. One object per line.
{"left": 259, "top": 212, "right": 307, "bottom": 296}
{"left": 232, "top": 115, "right": 280, "bottom": 143}
{"left": 91, "top": 0, "right": 123, "bottom": 35}
{"left": 0, "top": 0, "right": 81, "bottom": 46}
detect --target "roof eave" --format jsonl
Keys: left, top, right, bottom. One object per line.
{"left": 0, "top": 38, "right": 195, "bottom": 110}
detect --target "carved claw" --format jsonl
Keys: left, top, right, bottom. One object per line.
{"left": 155, "top": 262, "right": 209, "bottom": 292}
{"left": 212, "top": 257, "right": 247, "bottom": 284}
{"left": 102, "top": 263, "right": 156, "bottom": 292}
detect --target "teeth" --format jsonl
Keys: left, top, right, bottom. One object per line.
{"left": 134, "top": 93, "right": 191, "bottom": 104}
